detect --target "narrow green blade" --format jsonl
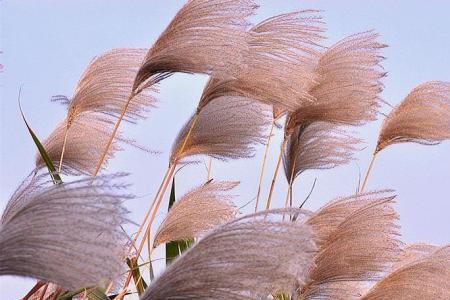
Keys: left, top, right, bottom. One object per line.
{"left": 18, "top": 90, "right": 62, "bottom": 184}
{"left": 166, "top": 177, "right": 179, "bottom": 265}
{"left": 126, "top": 257, "right": 147, "bottom": 296}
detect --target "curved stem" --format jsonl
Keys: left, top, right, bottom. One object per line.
{"left": 284, "top": 155, "right": 298, "bottom": 209}
{"left": 93, "top": 91, "right": 136, "bottom": 176}
{"left": 255, "top": 119, "right": 275, "bottom": 212}
{"left": 207, "top": 157, "right": 212, "bottom": 181}
{"left": 58, "top": 126, "right": 70, "bottom": 173}
{"left": 266, "top": 138, "right": 287, "bottom": 210}
{"left": 360, "top": 152, "right": 377, "bottom": 193}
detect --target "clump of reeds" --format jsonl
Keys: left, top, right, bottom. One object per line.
{"left": 3, "top": 1, "right": 450, "bottom": 299}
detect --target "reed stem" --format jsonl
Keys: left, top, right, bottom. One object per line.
{"left": 93, "top": 91, "right": 136, "bottom": 176}
{"left": 57, "top": 126, "right": 70, "bottom": 173}
{"left": 360, "top": 152, "right": 377, "bottom": 193}
{"left": 255, "top": 119, "right": 275, "bottom": 212}
{"left": 266, "top": 138, "right": 287, "bottom": 210}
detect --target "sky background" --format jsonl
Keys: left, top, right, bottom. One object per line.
{"left": 1, "top": 0, "right": 450, "bottom": 298}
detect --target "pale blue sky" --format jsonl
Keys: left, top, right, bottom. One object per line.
{"left": 1, "top": 1, "right": 450, "bottom": 298}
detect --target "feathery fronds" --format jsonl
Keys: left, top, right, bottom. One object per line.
{"left": 283, "top": 122, "right": 362, "bottom": 183}
{"left": 154, "top": 181, "right": 238, "bottom": 247}
{"left": 141, "top": 208, "right": 317, "bottom": 299}
{"left": 376, "top": 81, "right": 450, "bottom": 152}
{"left": 362, "top": 245, "right": 450, "bottom": 300}
{"left": 286, "top": 31, "right": 386, "bottom": 132}
{"left": 299, "top": 192, "right": 402, "bottom": 299}
{"left": 0, "top": 173, "right": 131, "bottom": 290}
{"left": 35, "top": 113, "right": 136, "bottom": 175}
{"left": 305, "top": 190, "right": 395, "bottom": 247}
{"left": 198, "top": 11, "right": 325, "bottom": 112}
{"left": 54, "top": 48, "right": 156, "bottom": 126}
{"left": 170, "top": 97, "right": 271, "bottom": 164}
{"left": 392, "top": 243, "right": 439, "bottom": 270}
{"left": 133, "top": 0, "right": 257, "bottom": 91}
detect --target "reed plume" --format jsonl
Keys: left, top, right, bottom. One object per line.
{"left": 392, "top": 243, "right": 439, "bottom": 270}
{"left": 54, "top": 48, "right": 156, "bottom": 125}
{"left": 198, "top": 11, "right": 325, "bottom": 112}
{"left": 0, "top": 173, "right": 131, "bottom": 290}
{"left": 299, "top": 192, "right": 402, "bottom": 299}
{"left": 376, "top": 81, "right": 450, "bottom": 152}
{"left": 283, "top": 122, "right": 362, "bottom": 184}
{"left": 362, "top": 245, "right": 450, "bottom": 299}
{"left": 133, "top": 0, "right": 257, "bottom": 92}
{"left": 36, "top": 113, "right": 143, "bottom": 175}
{"left": 153, "top": 181, "right": 238, "bottom": 247}
{"left": 170, "top": 96, "right": 271, "bottom": 164}
{"left": 286, "top": 31, "right": 386, "bottom": 132}
{"left": 141, "top": 209, "right": 317, "bottom": 299}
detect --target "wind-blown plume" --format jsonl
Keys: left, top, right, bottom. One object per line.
{"left": 170, "top": 97, "right": 271, "bottom": 164}
{"left": 283, "top": 122, "right": 362, "bottom": 183}
{"left": 0, "top": 173, "right": 131, "bottom": 290}
{"left": 198, "top": 11, "right": 325, "bottom": 112}
{"left": 286, "top": 31, "right": 386, "bottom": 132}
{"left": 154, "top": 181, "right": 238, "bottom": 248}
{"left": 54, "top": 48, "right": 156, "bottom": 126}
{"left": 305, "top": 190, "right": 395, "bottom": 247}
{"left": 141, "top": 209, "right": 317, "bottom": 299}
{"left": 133, "top": 0, "right": 257, "bottom": 92}
{"left": 393, "top": 243, "right": 439, "bottom": 270}
{"left": 36, "top": 113, "right": 143, "bottom": 175}
{"left": 299, "top": 193, "right": 402, "bottom": 299}
{"left": 362, "top": 245, "right": 450, "bottom": 300}
{"left": 376, "top": 81, "right": 450, "bottom": 152}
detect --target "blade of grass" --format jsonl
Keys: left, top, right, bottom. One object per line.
{"left": 17, "top": 88, "right": 62, "bottom": 184}
{"left": 126, "top": 257, "right": 147, "bottom": 296}
{"left": 166, "top": 177, "right": 179, "bottom": 265}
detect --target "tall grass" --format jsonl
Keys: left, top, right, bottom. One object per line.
{"left": 1, "top": 1, "right": 450, "bottom": 299}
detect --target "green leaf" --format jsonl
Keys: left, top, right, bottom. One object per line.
{"left": 18, "top": 89, "right": 62, "bottom": 184}
{"left": 87, "top": 288, "right": 110, "bottom": 300}
{"left": 126, "top": 257, "right": 147, "bottom": 296}
{"left": 166, "top": 177, "right": 179, "bottom": 265}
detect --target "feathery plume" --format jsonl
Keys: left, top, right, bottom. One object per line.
{"left": 133, "top": 0, "right": 257, "bottom": 91}
{"left": 54, "top": 48, "right": 156, "bottom": 126}
{"left": 170, "top": 96, "right": 271, "bottom": 164}
{"left": 286, "top": 31, "right": 386, "bottom": 132}
{"left": 141, "top": 208, "right": 317, "bottom": 299}
{"left": 362, "top": 245, "right": 450, "bottom": 300}
{"left": 392, "top": 243, "right": 439, "bottom": 270}
{"left": 299, "top": 193, "right": 402, "bottom": 299}
{"left": 0, "top": 173, "right": 131, "bottom": 290}
{"left": 283, "top": 122, "right": 362, "bottom": 183}
{"left": 305, "top": 190, "right": 395, "bottom": 247}
{"left": 376, "top": 81, "right": 450, "bottom": 152}
{"left": 35, "top": 113, "right": 141, "bottom": 175}
{"left": 198, "top": 11, "right": 325, "bottom": 112}
{"left": 154, "top": 181, "right": 238, "bottom": 247}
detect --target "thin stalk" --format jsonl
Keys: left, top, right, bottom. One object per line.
{"left": 255, "top": 119, "right": 275, "bottom": 212}
{"left": 284, "top": 156, "right": 298, "bottom": 209}
{"left": 38, "top": 283, "right": 49, "bottom": 300}
{"left": 360, "top": 152, "right": 377, "bottom": 193}
{"left": 207, "top": 157, "right": 212, "bottom": 180}
{"left": 93, "top": 91, "right": 136, "bottom": 176}
{"left": 266, "top": 138, "right": 288, "bottom": 210}
{"left": 58, "top": 126, "right": 70, "bottom": 173}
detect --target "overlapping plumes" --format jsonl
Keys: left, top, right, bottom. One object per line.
{"left": 36, "top": 113, "right": 131, "bottom": 175}
{"left": 198, "top": 11, "right": 325, "bottom": 112}
{"left": 299, "top": 193, "right": 402, "bottom": 299}
{"left": 133, "top": 0, "right": 257, "bottom": 92}
{"left": 286, "top": 31, "right": 386, "bottom": 132}
{"left": 141, "top": 209, "right": 317, "bottom": 299}
{"left": 154, "top": 181, "right": 238, "bottom": 247}
{"left": 54, "top": 48, "right": 156, "bottom": 126}
{"left": 362, "top": 245, "right": 450, "bottom": 300}
{"left": 392, "top": 243, "right": 439, "bottom": 270}
{"left": 0, "top": 174, "right": 131, "bottom": 290}
{"left": 376, "top": 81, "right": 450, "bottom": 152}
{"left": 170, "top": 97, "right": 271, "bottom": 164}
{"left": 283, "top": 122, "right": 362, "bottom": 183}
